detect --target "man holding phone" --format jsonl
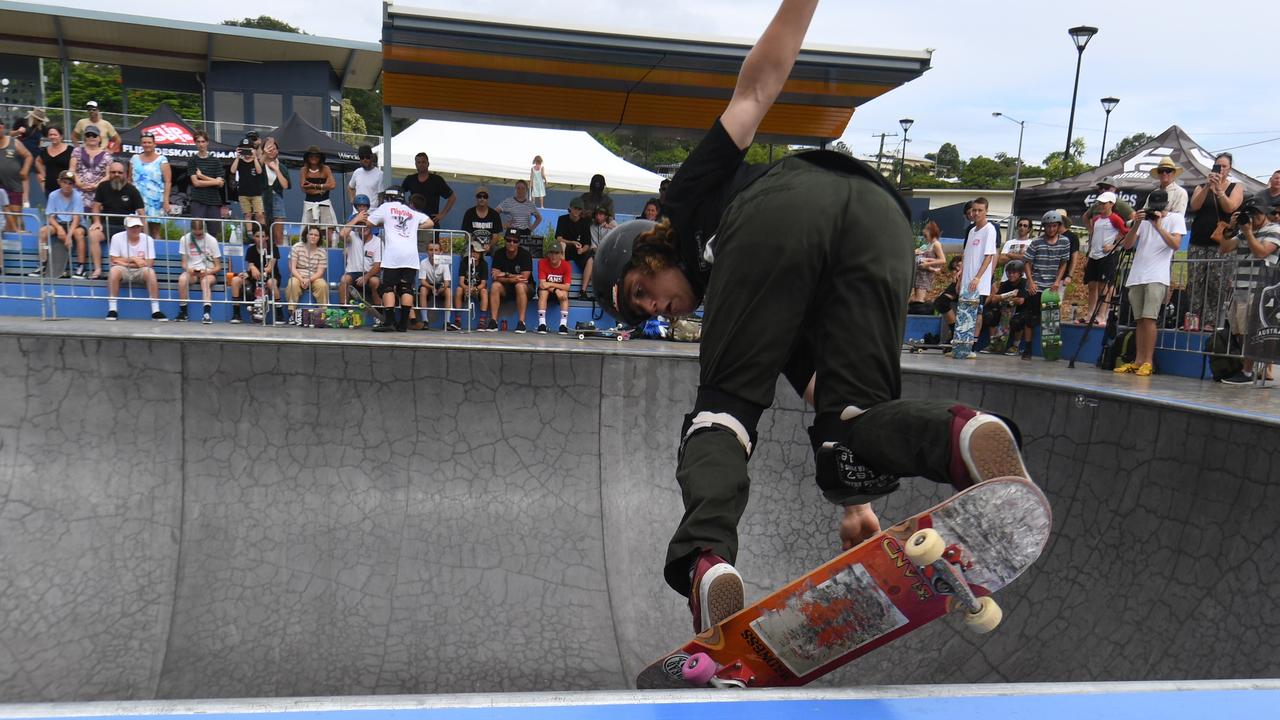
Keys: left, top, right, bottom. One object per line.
{"left": 1187, "top": 152, "right": 1245, "bottom": 330}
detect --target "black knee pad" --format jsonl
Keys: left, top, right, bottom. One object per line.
{"left": 808, "top": 411, "right": 899, "bottom": 505}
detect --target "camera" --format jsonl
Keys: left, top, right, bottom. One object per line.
{"left": 1143, "top": 190, "right": 1168, "bottom": 220}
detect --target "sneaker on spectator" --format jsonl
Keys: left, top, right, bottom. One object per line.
{"left": 105, "top": 310, "right": 118, "bottom": 321}
{"left": 1003, "top": 344, "right": 1020, "bottom": 356}
{"left": 689, "top": 551, "right": 744, "bottom": 634}
{"left": 1220, "top": 371, "right": 1254, "bottom": 386}
{"left": 1113, "top": 362, "right": 1138, "bottom": 374}
{"left": 537, "top": 322, "right": 548, "bottom": 334}
{"left": 27, "top": 266, "right": 45, "bottom": 278}
{"left": 201, "top": 311, "right": 212, "bottom": 325}
{"left": 371, "top": 322, "right": 395, "bottom": 333}
{"left": 446, "top": 321, "right": 461, "bottom": 331}
{"left": 73, "top": 265, "right": 87, "bottom": 279}
{"left": 558, "top": 324, "right": 569, "bottom": 335}
{"left": 230, "top": 311, "right": 242, "bottom": 324}
{"left": 486, "top": 318, "right": 498, "bottom": 332}
{"left": 515, "top": 321, "right": 527, "bottom": 334}
{"left": 174, "top": 308, "right": 189, "bottom": 322}
{"left": 152, "top": 311, "right": 168, "bottom": 322}
{"left": 1135, "top": 363, "right": 1154, "bottom": 377}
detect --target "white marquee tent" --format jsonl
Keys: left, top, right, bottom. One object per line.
{"left": 379, "top": 119, "right": 666, "bottom": 192}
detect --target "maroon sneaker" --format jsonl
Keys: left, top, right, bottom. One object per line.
{"left": 948, "top": 407, "right": 1030, "bottom": 490}
{"left": 689, "top": 551, "right": 744, "bottom": 634}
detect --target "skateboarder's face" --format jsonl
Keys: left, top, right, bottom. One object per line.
{"left": 1044, "top": 222, "right": 1062, "bottom": 238}
{"left": 622, "top": 265, "right": 697, "bottom": 320}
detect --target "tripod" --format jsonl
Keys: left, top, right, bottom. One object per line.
{"left": 1068, "top": 246, "right": 1134, "bottom": 369}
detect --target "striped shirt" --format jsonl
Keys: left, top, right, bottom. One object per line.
{"left": 290, "top": 242, "right": 328, "bottom": 280}
{"left": 1234, "top": 222, "right": 1280, "bottom": 292}
{"left": 496, "top": 196, "right": 537, "bottom": 230}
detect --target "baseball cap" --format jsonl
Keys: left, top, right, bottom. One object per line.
{"left": 85, "top": 100, "right": 99, "bottom": 109}
{"left": 504, "top": 227, "right": 520, "bottom": 241}
{"left": 82, "top": 125, "right": 101, "bottom": 137}
{"left": 57, "top": 170, "right": 75, "bottom": 182}
{"left": 568, "top": 197, "right": 585, "bottom": 210}
{"left": 1096, "top": 177, "right": 1118, "bottom": 189}
{"left": 546, "top": 244, "right": 563, "bottom": 254}
{"left": 1096, "top": 191, "right": 1118, "bottom": 204}
{"left": 357, "top": 145, "right": 374, "bottom": 159}
{"left": 124, "top": 216, "right": 144, "bottom": 228}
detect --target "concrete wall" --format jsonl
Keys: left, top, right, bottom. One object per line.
{"left": 0, "top": 335, "right": 1276, "bottom": 701}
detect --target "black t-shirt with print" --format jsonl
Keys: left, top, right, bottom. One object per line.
{"left": 461, "top": 207, "right": 503, "bottom": 248}
{"left": 491, "top": 246, "right": 533, "bottom": 279}
{"left": 94, "top": 182, "right": 145, "bottom": 216}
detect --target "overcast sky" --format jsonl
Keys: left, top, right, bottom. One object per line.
{"left": 46, "top": 0, "right": 1280, "bottom": 180}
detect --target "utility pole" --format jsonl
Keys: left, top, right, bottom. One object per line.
{"left": 871, "top": 132, "right": 898, "bottom": 174}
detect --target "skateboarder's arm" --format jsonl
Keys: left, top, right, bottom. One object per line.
{"left": 720, "top": 0, "right": 819, "bottom": 149}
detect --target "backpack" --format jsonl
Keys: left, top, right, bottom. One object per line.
{"left": 1100, "top": 329, "right": 1137, "bottom": 370}
{"left": 1208, "top": 328, "right": 1244, "bottom": 381}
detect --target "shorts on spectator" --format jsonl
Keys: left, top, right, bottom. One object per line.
{"left": 565, "top": 246, "right": 593, "bottom": 271}
{"left": 269, "top": 193, "right": 287, "bottom": 220}
{"left": 1022, "top": 292, "right": 1043, "bottom": 328}
{"left": 494, "top": 280, "right": 533, "bottom": 297}
{"left": 119, "top": 267, "right": 150, "bottom": 284}
{"left": 1084, "top": 254, "right": 1119, "bottom": 284}
{"left": 238, "top": 195, "right": 265, "bottom": 215}
{"left": 1228, "top": 291, "right": 1251, "bottom": 335}
{"left": 302, "top": 200, "right": 337, "bottom": 227}
{"left": 1127, "top": 282, "right": 1167, "bottom": 320}
{"left": 4, "top": 189, "right": 23, "bottom": 206}
{"left": 381, "top": 267, "right": 417, "bottom": 296}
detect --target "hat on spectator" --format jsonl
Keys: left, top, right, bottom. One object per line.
{"left": 237, "top": 139, "right": 254, "bottom": 151}
{"left": 504, "top": 227, "right": 520, "bottom": 241}
{"left": 1096, "top": 177, "right": 1119, "bottom": 190}
{"left": 82, "top": 125, "right": 101, "bottom": 137}
{"left": 123, "top": 215, "right": 144, "bottom": 228}
{"left": 1096, "top": 191, "right": 1118, "bottom": 204}
{"left": 469, "top": 240, "right": 487, "bottom": 253}
{"left": 1041, "top": 210, "right": 1064, "bottom": 225}
{"left": 546, "top": 244, "right": 563, "bottom": 254}
{"left": 357, "top": 145, "right": 374, "bottom": 159}
{"left": 57, "top": 170, "right": 75, "bottom": 182}
{"left": 353, "top": 194, "right": 371, "bottom": 207}
{"left": 568, "top": 197, "right": 585, "bottom": 210}
{"left": 474, "top": 185, "right": 489, "bottom": 197}
{"left": 27, "top": 108, "right": 48, "bottom": 123}
{"left": 1149, "top": 157, "right": 1183, "bottom": 179}
{"left": 85, "top": 100, "right": 99, "bottom": 109}
{"left": 305, "top": 145, "right": 323, "bottom": 158}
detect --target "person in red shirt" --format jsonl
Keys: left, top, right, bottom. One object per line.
{"left": 536, "top": 244, "right": 573, "bottom": 334}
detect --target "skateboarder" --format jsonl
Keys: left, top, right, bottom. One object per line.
{"left": 592, "top": 0, "right": 1034, "bottom": 634}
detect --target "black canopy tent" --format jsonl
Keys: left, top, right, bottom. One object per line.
{"left": 117, "top": 103, "right": 236, "bottom": 167}
{"left": 1013, "top": 125, "right": 1266, "bottom": 221}
{"left": 265, "top": 113, "right": 360, "bottom": 172}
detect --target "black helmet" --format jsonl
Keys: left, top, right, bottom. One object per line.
{"left": 1004, "top": 259, "right": 1025, "bottom": 275}
{"left": 593, "top": 219, "right": 658, "bottom": 325}
{"left": 380, "top": 187, "right": 402, "bottom": 204}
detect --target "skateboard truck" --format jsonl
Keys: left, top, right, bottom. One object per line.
{"left": 905, "top": 528, "right": 1002, "bottom": 633}
{"left": 681, "top": 653, "right": 757, "bottom": 688}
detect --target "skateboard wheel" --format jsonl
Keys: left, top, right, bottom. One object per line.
{"left": 905, "top": 528, "right": 945, "bottom": 566}
{"left": 682, "top": 653, "right": 717, "bottom": 685}
{"left": 577, "top": 333, "right": 586, "bottom": 340}
{"left": 964, "top": 595, "right": 1002, "bottom": 633}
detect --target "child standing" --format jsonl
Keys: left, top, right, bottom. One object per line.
{"left": 530, "top": 155, "right": 547, "bottom": 208}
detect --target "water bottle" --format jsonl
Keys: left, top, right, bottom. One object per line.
{"left": 500, "top": 319, "right": 508, "bottom": 332}
{"left": 1184, "top": 312, "right": 1199, "bottom": 331}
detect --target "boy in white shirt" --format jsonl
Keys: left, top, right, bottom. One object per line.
{"left": 417, "top": 241, "right": 455, "bottom": 330}
{"left": 365, "top": 188, "right": 434, "bottom": 332}
{"left": 1116, "top": 190, "right": 1186, "bottom": 377}
{"left": 175, "top": 219, "right": 223, "bottom": 324}
{"left": 961, "top": 197, "right": 998, "bottom": 337}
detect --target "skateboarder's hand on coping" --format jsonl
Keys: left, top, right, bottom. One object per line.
{"left": 840, "top": 503, "right": 881, "bottom": 550}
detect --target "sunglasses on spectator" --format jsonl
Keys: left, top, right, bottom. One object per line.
{"left": 1156, "top": 168, "right": 1175, "bottom": 174}
{"left": 1017, "top": 223, "right": 1030, "bottom": 228}
{"left": 476, "top": 193, "right": 488, "bottom": 199}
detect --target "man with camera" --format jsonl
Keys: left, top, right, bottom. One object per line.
{"left": 1187, "top": 152, "right": 1245, "bottom": 331}
{"left": 1115, "top": 190, "right": 1187, "bottom": 377}
{"left": 1219, "top": 198, "right": 1280, "bottom": 385}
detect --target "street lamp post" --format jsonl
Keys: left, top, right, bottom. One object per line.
{"left": 1064, "top": 25, "right": 1098, "bottom": 162}
{"left": 898, "top": 117, "right": 914, "bottom": 188}
{"left": 992, "top": 112, "right": 1026, "bottom": 192}
{"left": 1099, "top": 96, "right": 1120, "bottom": 165}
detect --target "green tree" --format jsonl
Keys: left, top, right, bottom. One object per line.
{"left": 1041, "top": 137, "right": 1092, "bottom": 182}
{"left": 935, "top": 142, "right": 961, "bottom": 176}
{"left": 339, "top": 97, "right": 369, "bottom": 146}
{"left": 222, "top": 16, "right": 306, "bottom": 33}
{"left": 958, "top": 156, "right": 1010, "bottom": 188}
{"left": 41, "top": 61, "right": 202, "bottom": 127}
{"left": 1103, "top": 132, "right": 1153, "bottom": 164}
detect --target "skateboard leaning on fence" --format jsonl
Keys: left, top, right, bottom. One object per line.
{"left": 636, "top": 476, "right": 1052, "bottom": 689}
{"left": 1040, "top": 290, "right": 1061, "bottom": 361}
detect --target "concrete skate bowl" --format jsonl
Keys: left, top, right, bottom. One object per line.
{"left": 1, "top": 331, "right": 1276, "bottom": 702}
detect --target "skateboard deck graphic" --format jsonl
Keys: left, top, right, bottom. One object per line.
{"left": 576, "top": 328, "right": 631, "bottom": 342}
{"left": 347, "top": 285, "right": 383, "bottom": 322}
{"left": 636, "top": 476, "right": 1051, "bottom": 689}
{"left": 987, "top": 302, "right": 1015, "bottom": 353}
{"left": 1040, "top": 291, "right": 1061, "bottom": 361}
{"left": 952, "top": 291, "right": 980, "bottom": 359}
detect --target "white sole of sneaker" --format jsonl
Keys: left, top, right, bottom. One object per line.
{"left": 959, "top": 414, "right": 1030, "bottom": 483}
{"left": 698, "top": 563, "right": 745, "bottom": 631}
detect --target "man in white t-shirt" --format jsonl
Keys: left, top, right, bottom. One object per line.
{"left": 417, "top": 241, "right": 455, "bottom": 330}
{"left": 365, "top": 188, "right": 433, "bottom": 332}
{"left": 1116, "top": 190, "right": 1186, "bottom": 377}
{"left": 105, "top": 215, "right": 166, "bottom": 321}
{"left": 961, "top": 196, "right": 998, "bottom": 336}
{"left": 175, "top": 219, "right": 223, "bottom": 324}
{"left": 347, "top": 146, "right": 383, "bottom": 210}
{"left": 339, "top": 195, "right": 383, "bottom": 308}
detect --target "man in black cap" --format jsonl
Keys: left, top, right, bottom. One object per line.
{"left": 348, "top": 144, "right": 384, "bottom": 210}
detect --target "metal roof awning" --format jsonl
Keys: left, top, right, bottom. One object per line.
{"left": 0, "top": 0, "right": 383, "bottom": 89}
{"left": 382, "top": 5, "right": 932, "bottom": 144}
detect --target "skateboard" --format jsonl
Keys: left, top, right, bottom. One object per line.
{"left": 636, "top": 476, "right": 1051, "bottom": 689}
{"left": 1040, "top": 290, "right": 1062, "bottom": 361}
{"left": 49, "top": 239, "right": 70, "bottom": 278}
{"left": 951, "top": 290, "right": 980, "bottom": 359}
{"left": 985, "top": 297, "right": 1016, "bottom": 354}
{"left": 576, "top": 327, "right": 631, "bottom": 342}
{"left": 347, "top": 284, "right": 383, "bottom": 323}
{"left": 903, "top": 340, "right": 952, "bottom": 354}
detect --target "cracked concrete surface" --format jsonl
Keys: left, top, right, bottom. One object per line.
{"left": 0, "top": 335, "right": 1276, "bottom": 701}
